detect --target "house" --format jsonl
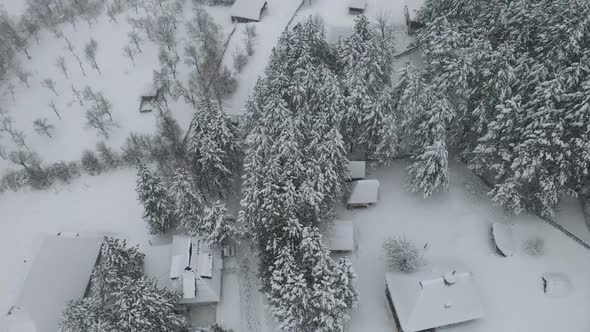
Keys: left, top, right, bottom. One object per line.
{"left": 347, "top": 179, "right": 380, "bottom": 208}
{"left": 230, "top": 0, "right": 268, "bottom": 23}
{"left": 348, "top": 0, "right": 367, "bottom": 14}
{"left": 323, "top": 220, "right": 354, "bottom": 252}
{"left": 169, "top": 235, "right": 222, "bottom": 306}
{"left": 2, "top": 234, "right": 104, "bottom": 332}
{"left": 385, "top": 265, "right": 484, "bottom": 332}
{"left": 348, "top": 161, "right": 366, "bottom": 180}
{"left": 139, "top": 84, "right": 163, "bottom": 113}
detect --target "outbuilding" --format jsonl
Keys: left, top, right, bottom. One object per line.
{"left": 385, "top": 265, "right": 484, "bottom": 332}
{"left": 139, "top": 84, "right": 164, "bottom": 113}
{"left": 348, "top": 0, "right": 367, "bottom": 14}
{"left": 230, "top": 0, "right": 268, "bottom": 23}
{"left": 324, "top": 220, "right": 355, "bottom": 252}
{"left": 347, "top": 179, "right": 380, "bottom": 208}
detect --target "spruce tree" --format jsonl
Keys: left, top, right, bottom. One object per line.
{"left": 136, "top": 163, "right": 176, "bottom": 234}
{"left": 188, "top": 98, "right": 239, "bottom": 198}
{"left": 200, "top": 201, "right": 236, "bottom": 246}
{"left": 170, "top": 169, "right": 204, "bottom": 236}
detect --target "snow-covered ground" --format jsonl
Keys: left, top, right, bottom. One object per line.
{"left": 342, "top": 160, "right": 590, "bottom": 332}
{"left": 1, "top": 1, "right": 589, "bottom": 332}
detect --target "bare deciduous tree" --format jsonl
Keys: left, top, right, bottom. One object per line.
{"left": 232, "top": 49, "right": 248, "bottom": 73}
{"left": 85, "top": 108, "right": 117, "bottom": 138}
{"left": 55, "top": 56, "right": 68, "bottom": 78}
{"left": 72, "top": 85, "right": 84, "bottom": 105}
{"left": 64, "top": 37, "right": 75, "bottom": 55}
{"left": 49, "top": 100, "right": 61, "bottom": 120}
{"left": 74, "top": 54, "right": 87, "bottom": 76}
{"left": 128, "top": 31, "right": 143, "bottom": 53}
{"left": 33, "top": 118, "right": 55, "bottom": 138}
{"left": 0, "top": 117, "right": 30, "bottom": 151}
{"left": 122, "top": 44, "right": 135, "bottom": 66}
{"left": 84, "top": 38, "right": 101, "bottom": 74}
{"left": 42, "top": 78, "right": 58, "bottom": 95}
{"left": 7, "top": 83, "right": 15, "bottom": 102}
{"left": 106, "top": 4, "right": 118, "bottom": 23}
{"left": 15, "top": 66, "right": 31, "bottom": 88}
{"left": 158, "top": 48, "right": 179, "bottom": 79}
{"left": 243, "top": 25, "right": 257, "bottom": 56}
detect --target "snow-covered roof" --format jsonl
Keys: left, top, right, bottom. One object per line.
{"left": 349, "top": 0, "right": 367, "bottom": 10}
{"left": 11, "top": 235, "right": 104, "bottom": 332}
{"left": 385, "top": 264, "right": 484, "bottom": 332}
{"left": 324, "top": 220, "right": 354, "bottom": 252}
{"left": 230, "top": 0, "right": 267, "bottom": 21}
{"left": 348, "top": 161, "right": 366, "bottom": 180}
{"left": 348, "top": 179, "right": 380, "bottom": 205}
{"left": 169, "top": 235, "right": 222, "bottom": 305}
{"left": 492, "top": 223, "right": 515, "bottom": 257}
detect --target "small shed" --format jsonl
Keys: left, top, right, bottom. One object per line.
{"left": 385, "top": 266, "right": 484, "bottom": 332}
{"left": 348, "top": 0, "right": 367, "bottom": 14}
{"left": 139, "top": 84, "right": 163, "bottom": 113}
{"left": 230, "top": 0, "right": 267, "bottom": 23}
{"left": 348, "top": 179, "right": 380, "bottom": 208}
{"left": 324, "top": 220, "right": 354, "bottom": 252}
{"left": 348, "top": 161, "right": 366, "bottom": 180}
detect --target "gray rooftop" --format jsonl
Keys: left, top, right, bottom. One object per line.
{"left": 11, "top": 235, "right": 103, "bottom": 332}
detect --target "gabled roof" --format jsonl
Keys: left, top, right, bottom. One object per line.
{"left": 10, "top": 235, "right": 104, "bottom": 332}
{"left": 385, "top": 264, "right": 484, "bottom": 332}
{"left": 230, "top": 0, "right": 267, "bottom": 21}
{"left": 324, "top": 220, "right": 354, "bottom": 252}
{"left": 348, "top": 179, "right": 379, "bottom": 205}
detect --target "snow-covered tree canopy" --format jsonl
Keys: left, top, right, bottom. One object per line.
{"left": 240, "top": 18, "right": 357, "bottom": 331}
{"left": 412, "top": 0, "right": 590, "bottom": 215}
{"left": 61, "top": 237, "right": 187, "bottom": 332}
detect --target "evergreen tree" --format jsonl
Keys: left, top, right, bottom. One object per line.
{"left": 111, "top": 277, "right": 187, "bottom": 332}
{"left": 337, "top": 15, "right": 397, "bottom": 163}
{"left": 136, "top": 163, "right": 176, "bottom": 234}
{"left": 188, "top": 98, "right": 239, "bottom": 198}
{"left": 170, "top": 169, "right": 204, "bottom": 236}
{"left": 200, "top": 200, "right": 236, "bottom": 246}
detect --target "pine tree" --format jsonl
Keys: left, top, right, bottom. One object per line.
{"left": 188, "top": 98, "right": 239, "bottom": 198}
{"left": 111, "top": 277, "right": 187, "bottom": 332}
{"left": 136, "top": 163, "right": 176, "bottom": 234}
{"left": 337, "top": 15, "right": 398, "bottom": 162}
{"left": 200, "top": 201, "right": 236, "bottom": 246}
{"left": 170, "top": 169, "right": 204, "bottom": 236}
